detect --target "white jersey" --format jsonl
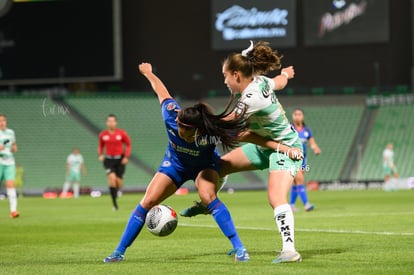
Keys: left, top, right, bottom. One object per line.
{"left": 236, "top": 76, "right": 299, "bottom": 146}
{"left": 383, "top": 148, "right": 394, "bottom": 167}
{"left": 67, "top": 153, "right": 84, "bottom": 174}
{"left": 0, "top": 128, "right": 16, "bottom": 166}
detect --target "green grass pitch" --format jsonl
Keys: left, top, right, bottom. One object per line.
{"left": 0, "top": 189, "right": 413, "bottom": 274}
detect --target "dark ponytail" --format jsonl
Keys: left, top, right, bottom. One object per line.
{"left": 178, "top": 98, "right": 247, "bottom": 150}
{"left": 224, "top": 41, "right": 283, "bottom": 77}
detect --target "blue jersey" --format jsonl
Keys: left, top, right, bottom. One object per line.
{"left": 158, "top": 98, "right": 220, "bottom": 186}
{"left": 292, "top": 124, "right": 313, "bottom": 157}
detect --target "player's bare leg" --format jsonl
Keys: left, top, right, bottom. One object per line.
{"left": 180, "top": 147, "right": 256, "bottom": 217}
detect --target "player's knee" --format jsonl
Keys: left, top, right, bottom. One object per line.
{"left": 140, "top": 198, "right": 158, "bottom": 210}
{"left": 5, "top": 180, "right": 15, "bottom": 188}
{"left": 198, "top": 191, "right": 216, "bottom": 205}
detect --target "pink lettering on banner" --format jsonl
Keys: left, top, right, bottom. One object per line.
{"left": 318, "top": 1, "right": 367, "bottom": 37}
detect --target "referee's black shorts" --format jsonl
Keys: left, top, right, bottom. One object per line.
{"left": 103, "top": 156, "right": 126, "bottom": 179}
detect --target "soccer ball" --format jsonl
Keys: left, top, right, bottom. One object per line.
{"left": 146, "top": 204, "right": 178, "bottom": 236}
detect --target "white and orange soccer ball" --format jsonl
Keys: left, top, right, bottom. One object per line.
{"left": 146, "top": 204, "right": 178, "bottom": 237}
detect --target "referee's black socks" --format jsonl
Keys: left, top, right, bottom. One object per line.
{"left": 109, "top": 187, "right": 118, "bottom": 210}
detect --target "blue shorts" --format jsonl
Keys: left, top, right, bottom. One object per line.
{"left": 157, "top": 156, "right": 220, "bottom": 188}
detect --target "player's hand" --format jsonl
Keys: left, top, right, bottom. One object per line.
{"left": 98, "top": 155, "right": 104, "bottom": 162}
{"left": 0, "top": 144, "right": 4, "bottom": 150}
{"left": 138, "top": 63, "right": 152, "bottom": 75}
{"left": 288, "top": 148, "right": 304, "bottom": 160}
{"left": 281, "top": 66, "right": 295, "bottom": 79}
{"left": 313, "top": 147, "right": 321, "bottom": 155}
{"left": 121, "top": 157, "right": 128, "bottom": 165}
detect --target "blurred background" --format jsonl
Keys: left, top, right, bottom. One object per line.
{"left": 0, "top": 0, "right": 413, "bottom": 194}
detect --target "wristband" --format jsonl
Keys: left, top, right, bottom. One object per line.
{"left": 281, "top": 71, "right": 289, "bottom": 78}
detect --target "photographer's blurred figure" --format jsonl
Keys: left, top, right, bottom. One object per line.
{"left": 61, "top": 148, "right": 86, "bottom": 199}
{"left": 0, "top": 114, "right": 20, "bottom": 218}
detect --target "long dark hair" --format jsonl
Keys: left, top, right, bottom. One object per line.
{"left": 177, "top": 97, "right": 247, "bottom": 150}
{"left": 224, "top": 41, "right": 283, "bottom": 77}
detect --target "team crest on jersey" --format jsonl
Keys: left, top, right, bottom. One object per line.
{"left": 166, "top": 102, "right": 176, "bottom": 111}
{"left": 196, "top": 135, "right": 209, "bottom": 147}
{"left": 162, "top": 161, "right": 171, "bottom": 167}
{"left": 234, "top": 101, "right": 247, "bottom": 116}
{"left": 116, "top": 135, "right": 122, "bottom": 140}
{"left": 102, "top": 135, "right": 110, "bottom": 141}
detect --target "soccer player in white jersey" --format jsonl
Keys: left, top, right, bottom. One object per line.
{"left": 383, "top": 143, "right": 398, "bottom": 183}
{"left": 61, "top": 148, "right": 86, "bottom": 198}
{"left": 181, "top": 41, "right": 303, "bottom": 263}
{"left": 0, "top": 114, "right": 20, "bottom": 218}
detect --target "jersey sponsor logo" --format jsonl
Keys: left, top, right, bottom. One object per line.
{"left": 166, "top": 102, "right": 177, "bottom": 111}
{"left": 102, "top": 135, "right": 110, "bottom": 141}
{"left": 276, "top": 159, "right": 285, "bottom": 166}
{"left": 162, "top": 161, "right": 171, "bottom": 167}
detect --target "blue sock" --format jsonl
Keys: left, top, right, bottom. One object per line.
{"left": 207, "top": 198, "right": 244, "bottom": 250}
{"left": 115, "top": 204, "right": 148, "bottom": 254}
{"left": 290, "top": 185, "right": 299, "bottom": 205}
{"left": 297, "top": 184, "right": 309, "bottom": 205}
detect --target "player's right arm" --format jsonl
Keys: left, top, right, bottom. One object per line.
{"left": 138, "top": 63, "right": 173, "bottom": 104}
{"left": 66, "top": 156, "right": 70, "bottom": 176}
{"left": 98, "top": 133, "right": 105, "bottom": 162}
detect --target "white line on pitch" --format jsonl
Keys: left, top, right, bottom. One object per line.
{"left": 178, "top": 223, "right": 414, "bottom": 236}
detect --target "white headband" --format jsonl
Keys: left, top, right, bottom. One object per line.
{"left": 241, "top": 40, "right": 254, "bottom": 57}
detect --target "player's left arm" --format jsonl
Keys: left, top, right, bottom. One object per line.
{"left": 122, "top": 131, "right": 131, "bottom": 164}
{"left": 80, "top": 156, "right": 87, "bottom": 176}
{"left": 66, "top": 161, "right": 70, "bottom": 176}
{"left": 309, "top": 137, "right": 321, "bottom": 155}
{"left": 81, "top": 163, "right": 87, "bottom": 176}
{"left": 272, "top": 66, "right": 295, "bottom": 91}
{"left": 11, "top": 142, "right": 17, "bottom": 153}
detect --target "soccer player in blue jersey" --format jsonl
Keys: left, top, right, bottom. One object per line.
{"left": 104, "top": 62, "right": 256, "bottom": 263}
{"left": 290, "top": 108, "right": 321, "bottom": 212}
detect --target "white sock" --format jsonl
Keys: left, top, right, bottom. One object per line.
{"left": 7, "top": 188, "right": 17, "bottom": 213}
{"left": 73, "top": 182, "right": 80, "bottom": 198}
{"left": 62, "top": 181, "right": 71, "bottom": 194}
{"left": 274, "top": 204, "right": 296, "bottom": 252}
